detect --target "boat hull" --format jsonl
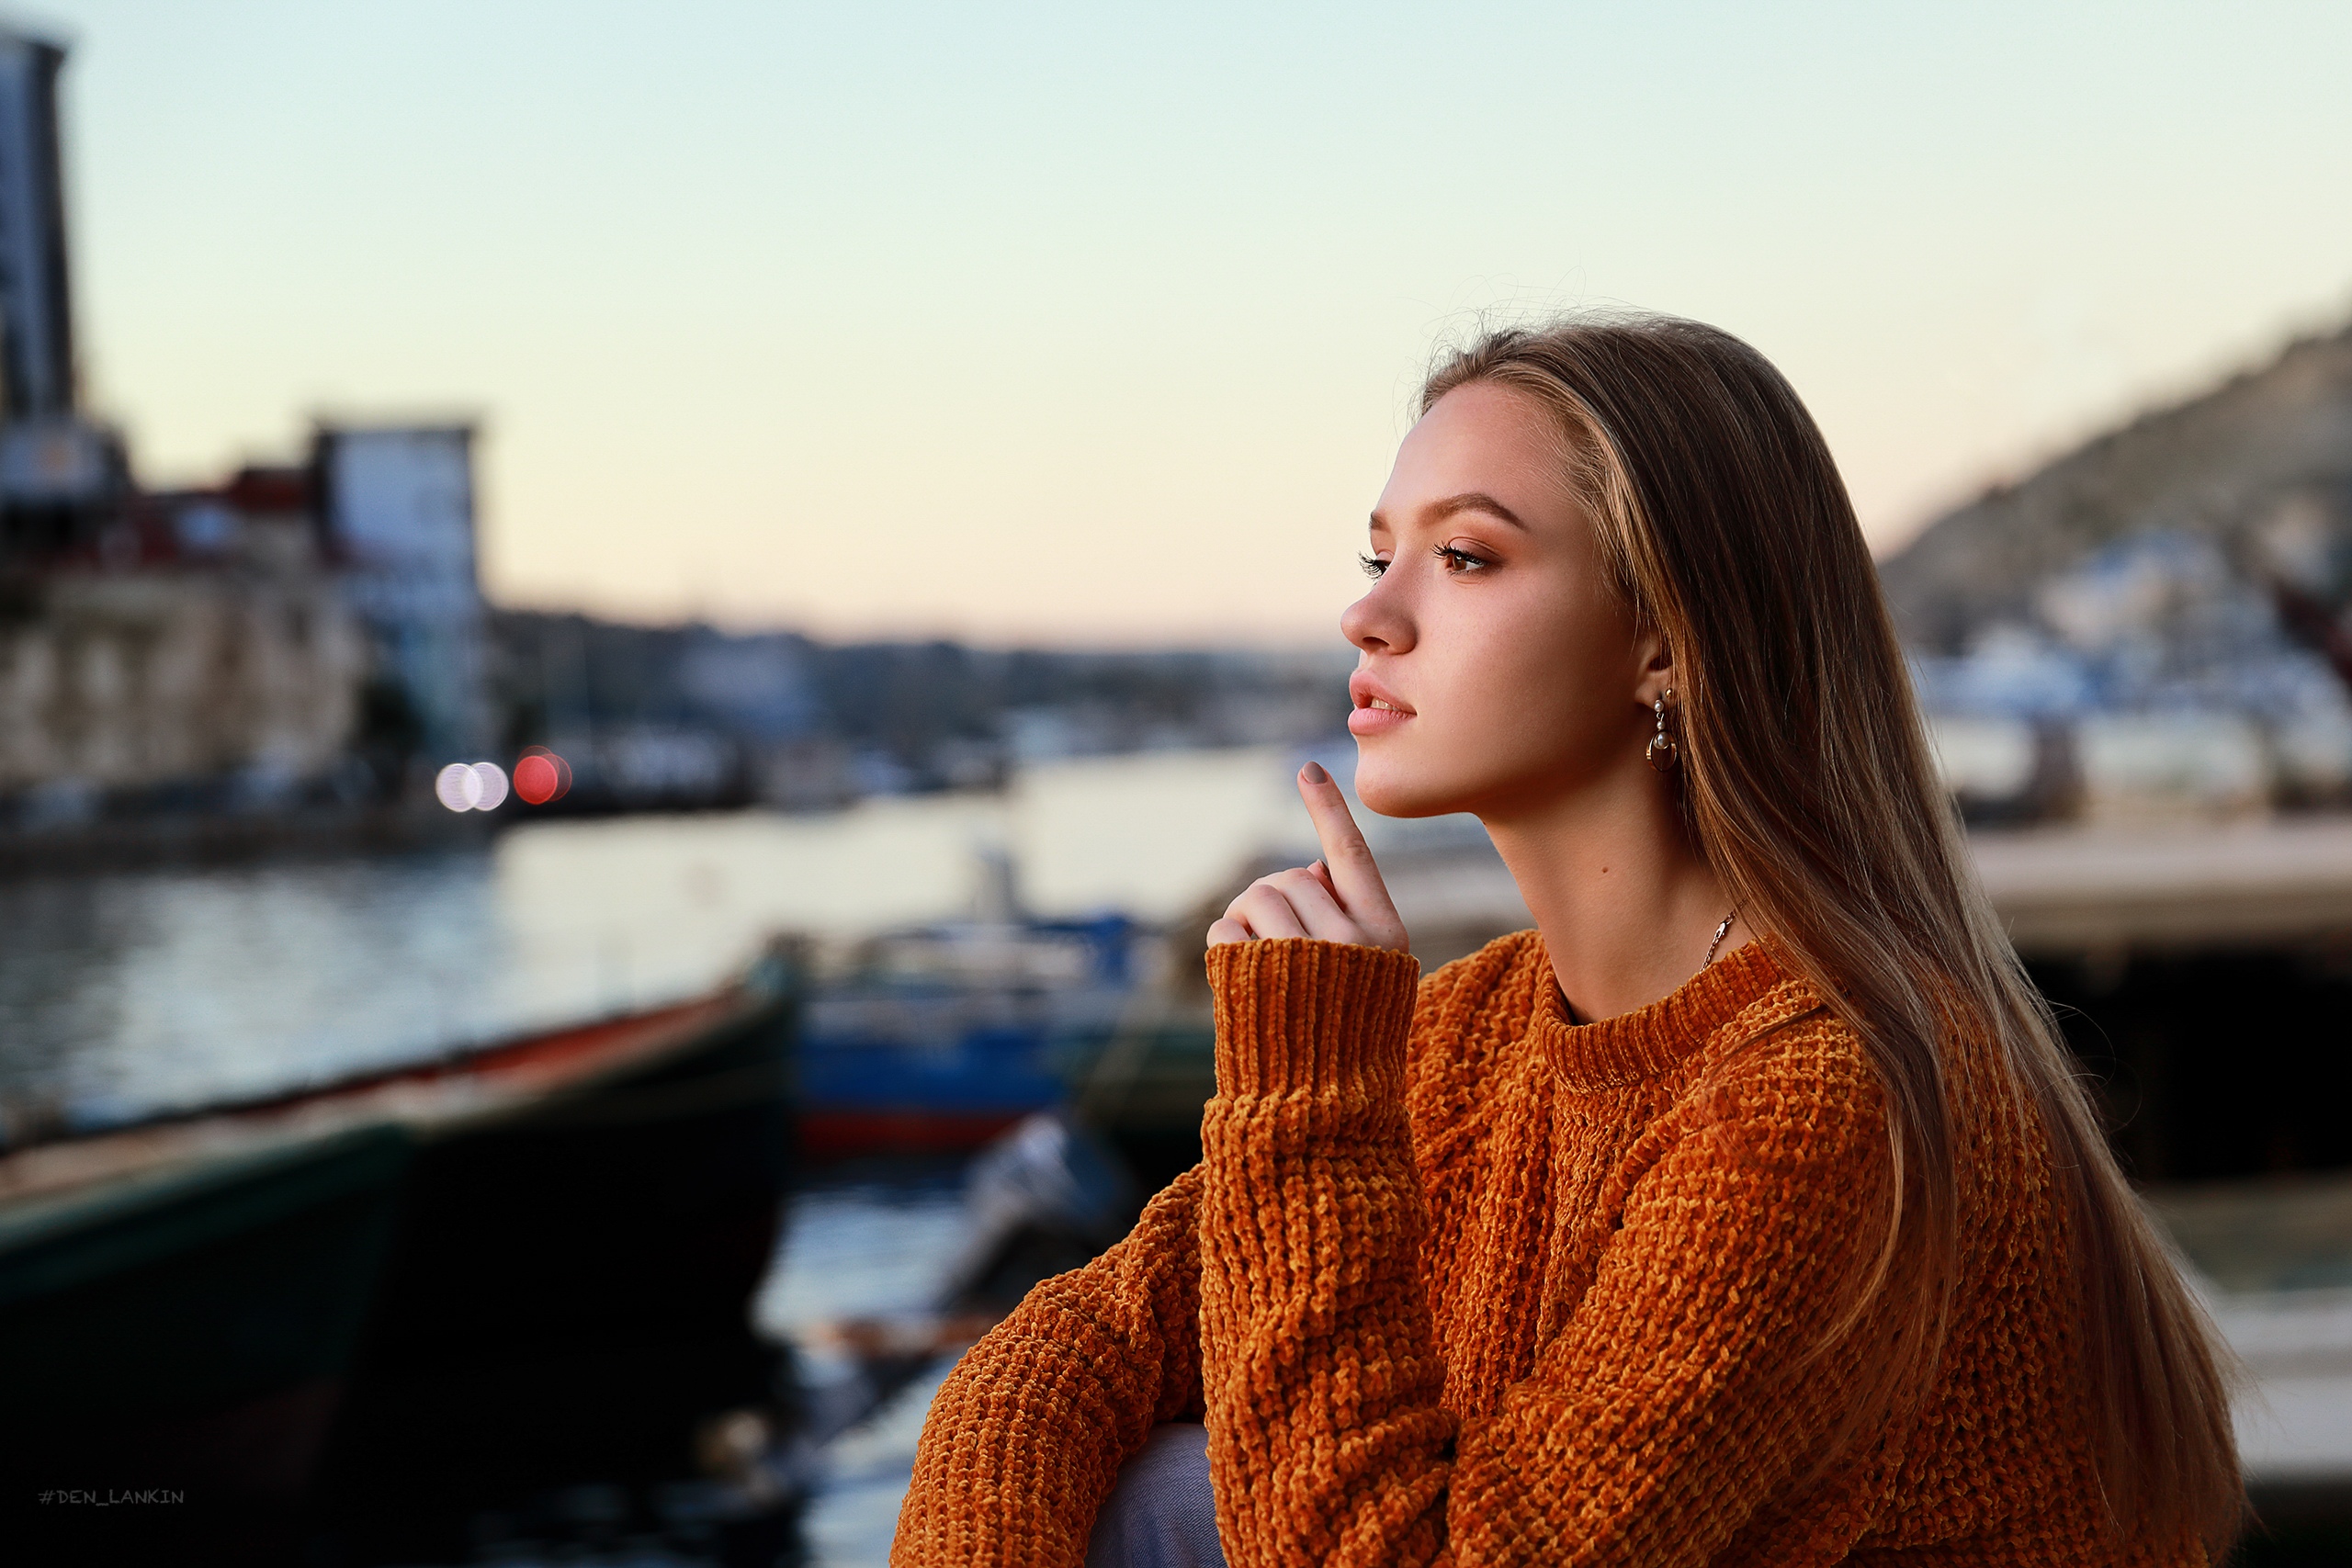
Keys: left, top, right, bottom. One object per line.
{"left": 308, "top": 991, "right": 797, "bottom": 1559}
{"left": 797, "top": 985, "right": 1112, "bottom": 1163}
{"left": 798, "top": 1105, "right": 1028, "bottom": 1163}
{"left": 0, "top": 1123, "right": 413, "bottom": 1548}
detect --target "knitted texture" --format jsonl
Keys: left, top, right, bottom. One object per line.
{"left": 893, "top": 932, "right": 2199, "bottom": 1566}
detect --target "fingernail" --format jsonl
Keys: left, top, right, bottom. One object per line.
{"left": 1302, "top": 761, "right": 1329, "bottom": 784}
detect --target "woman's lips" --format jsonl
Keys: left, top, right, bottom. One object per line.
{"left": 1348, "top": 695, "right": 1413, "bottom": 737}
{"left": 1348, "top": 671, "right": 1412, "bottom": 737}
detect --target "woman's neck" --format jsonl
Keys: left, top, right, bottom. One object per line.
{"left": 1481, "top": 770, "right": 1746, "bottom": 1024}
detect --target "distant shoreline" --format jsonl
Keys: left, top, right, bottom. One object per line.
{"left": 0, "top": 800, "right": 501, "bottom": 878}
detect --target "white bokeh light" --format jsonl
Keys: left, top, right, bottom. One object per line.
{"left": 435, "top": 763, "right": 477, "bottom": 811}
{"left": 435, "top": 761, "right": 510, "bottom": 812}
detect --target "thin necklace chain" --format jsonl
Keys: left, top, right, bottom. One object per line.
{"left": 1702, "top": 908, "right": 1739, "bottom": 966}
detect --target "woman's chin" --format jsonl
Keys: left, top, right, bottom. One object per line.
{"left": 1352, "top": 756, "right": 1476, "bottom": 821}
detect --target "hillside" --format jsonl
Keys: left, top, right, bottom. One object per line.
{"left": 1879, "top": 319, "right": 2352, "bottom": 653}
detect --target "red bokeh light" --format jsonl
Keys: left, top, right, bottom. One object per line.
{"left": 514, "top": 756, "right": 558, "bottom": 805}
{"left": 514, "top": 748, "right": 572, "bottom": 806}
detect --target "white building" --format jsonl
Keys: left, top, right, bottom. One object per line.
{"left": 316, "top": 424, "right": 490, "bottom": 762}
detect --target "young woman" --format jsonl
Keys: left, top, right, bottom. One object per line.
{"left": 892, "top": 316, "right": 2242, "bottom": 1566}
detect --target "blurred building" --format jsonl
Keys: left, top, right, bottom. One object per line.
{"left": 317, "top": 424, "right": 489, "bottom": 763}
{"left": 0, "top": 563, "right": 366, "bottom": 817}
{"left": 483, "top": 613, "right": 1356, "bottom": 814}
{"left": 0, "top": 462, "right": 369, "bottom": 817}
{"left": 0, "top": 25, "right": 371, "bottom": 827}
{"left": 0, "top": 22, "right": 125, "bottom": 562}
{"left": 0, "top": 23, "right": 491, "bottom": 824}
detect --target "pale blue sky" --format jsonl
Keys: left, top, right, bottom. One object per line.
{"left": 21, "top": 1, "right": 2352, "bottom": 641}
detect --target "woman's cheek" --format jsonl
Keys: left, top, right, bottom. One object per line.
{"left": 1353, "top": 692, "right": 1500, "bottom": 817}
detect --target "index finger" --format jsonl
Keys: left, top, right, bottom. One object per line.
{"left": 1295, "top": 761, "right": 1397, "bottom": 922}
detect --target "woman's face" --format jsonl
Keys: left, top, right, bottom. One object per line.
{"left": 1343, "top": 382, "right": 1661, "bottom": 820}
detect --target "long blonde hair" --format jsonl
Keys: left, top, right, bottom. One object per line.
{"left": 1423, "top": 315, "right": 2241, "bottom": 1551}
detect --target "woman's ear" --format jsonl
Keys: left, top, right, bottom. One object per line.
{"left": 1633, "top": 629, "right": 1675, "bottom": 707}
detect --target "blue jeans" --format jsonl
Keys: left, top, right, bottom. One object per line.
{"left": 1085, "top": 1423, "right": 1226, "bottom": 1568}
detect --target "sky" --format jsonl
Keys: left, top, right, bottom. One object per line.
{"left": 20, "top": 1, "right": 2352, "bottom": 645}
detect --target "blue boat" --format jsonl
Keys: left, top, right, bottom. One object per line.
{"left": 797, "top": 911, "right": 1144, "bottom": 1161}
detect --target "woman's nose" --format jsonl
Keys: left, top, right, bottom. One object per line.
{"left": 1341, "top": 577, "right": 1412, "bottom": 655}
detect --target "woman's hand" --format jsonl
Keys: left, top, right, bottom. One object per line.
{"left": 1207, "top": 761, "right": 1410, "bottom": 953}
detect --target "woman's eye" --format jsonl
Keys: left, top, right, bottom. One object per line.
{"left": 1359, "top": 553, "right": 1389, "bottom": 579}
{"left": 1434, "top": 544, "right": 1492, "bottom": 573}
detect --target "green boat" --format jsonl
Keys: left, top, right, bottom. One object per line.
{"left": 0, "top": 959, "right": 797, "bottom": 1561}
{"left": 0, "top": 1121, "right": 413, "bottom": 1522}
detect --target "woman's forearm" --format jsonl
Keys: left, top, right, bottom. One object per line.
{"left": 892, "top": 1167, "right": 1209, "bottom": 1568}
{"left": 1197, "top": 939, "right": 1453, "bottom": 1566}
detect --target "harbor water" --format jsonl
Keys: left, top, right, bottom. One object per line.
{"left": 759, "top": 1170, "right": 968, "bottom": 1567}
{"left": 0, "top": 745, "right": 1360, "bottom": 1133}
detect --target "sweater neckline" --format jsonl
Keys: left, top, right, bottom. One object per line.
{"left": 1531, "top": 934, "right": 1790, "bottom": 1090}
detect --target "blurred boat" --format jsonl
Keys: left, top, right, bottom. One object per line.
{"left": 799, "top": 915, "right": 1223, "bottom": 1197}
{"left": 0, "top": 951, "right": 800, "bottom": 1559}
{"left": 0, "top": 1122, "right": 413, "bottom": 1514}
{"left": 310, "top": 958, "right": 799, "bottom": 1561}
{"left": 797, "top": 1111, "right": 1140, "bottom": 1439}
{"left": 797, "top": 911, "right": 1147, "bottom": 1162}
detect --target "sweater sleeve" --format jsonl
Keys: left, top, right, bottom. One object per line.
{"left": 891, "top": 1165, "right": 1207, "bottom": 1567}
{"left": 1196, "top": 938, "right": 1897, "bottom": 1568}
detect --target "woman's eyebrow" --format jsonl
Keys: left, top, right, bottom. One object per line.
{"left": 1368, "top": 492, "right": 1530, "bottom": 533}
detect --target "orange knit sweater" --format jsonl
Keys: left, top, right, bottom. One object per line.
{"left": 893, "top": 932, "right": 2197, "bottom": 1566}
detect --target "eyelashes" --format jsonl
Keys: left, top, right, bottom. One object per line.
{"left": 1358, "top": 544, "right": 1496, "bottom": 579}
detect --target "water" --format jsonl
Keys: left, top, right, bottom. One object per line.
{"left": 757, "top": 1170, "right": 971, "bottom": 1568}
{"left": 0, "top": 744, "right": 1364, "bottom": 1129}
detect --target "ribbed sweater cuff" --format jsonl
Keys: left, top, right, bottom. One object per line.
{"left": 1204, "top": 939, "right": 1420, "bottom": 1100}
